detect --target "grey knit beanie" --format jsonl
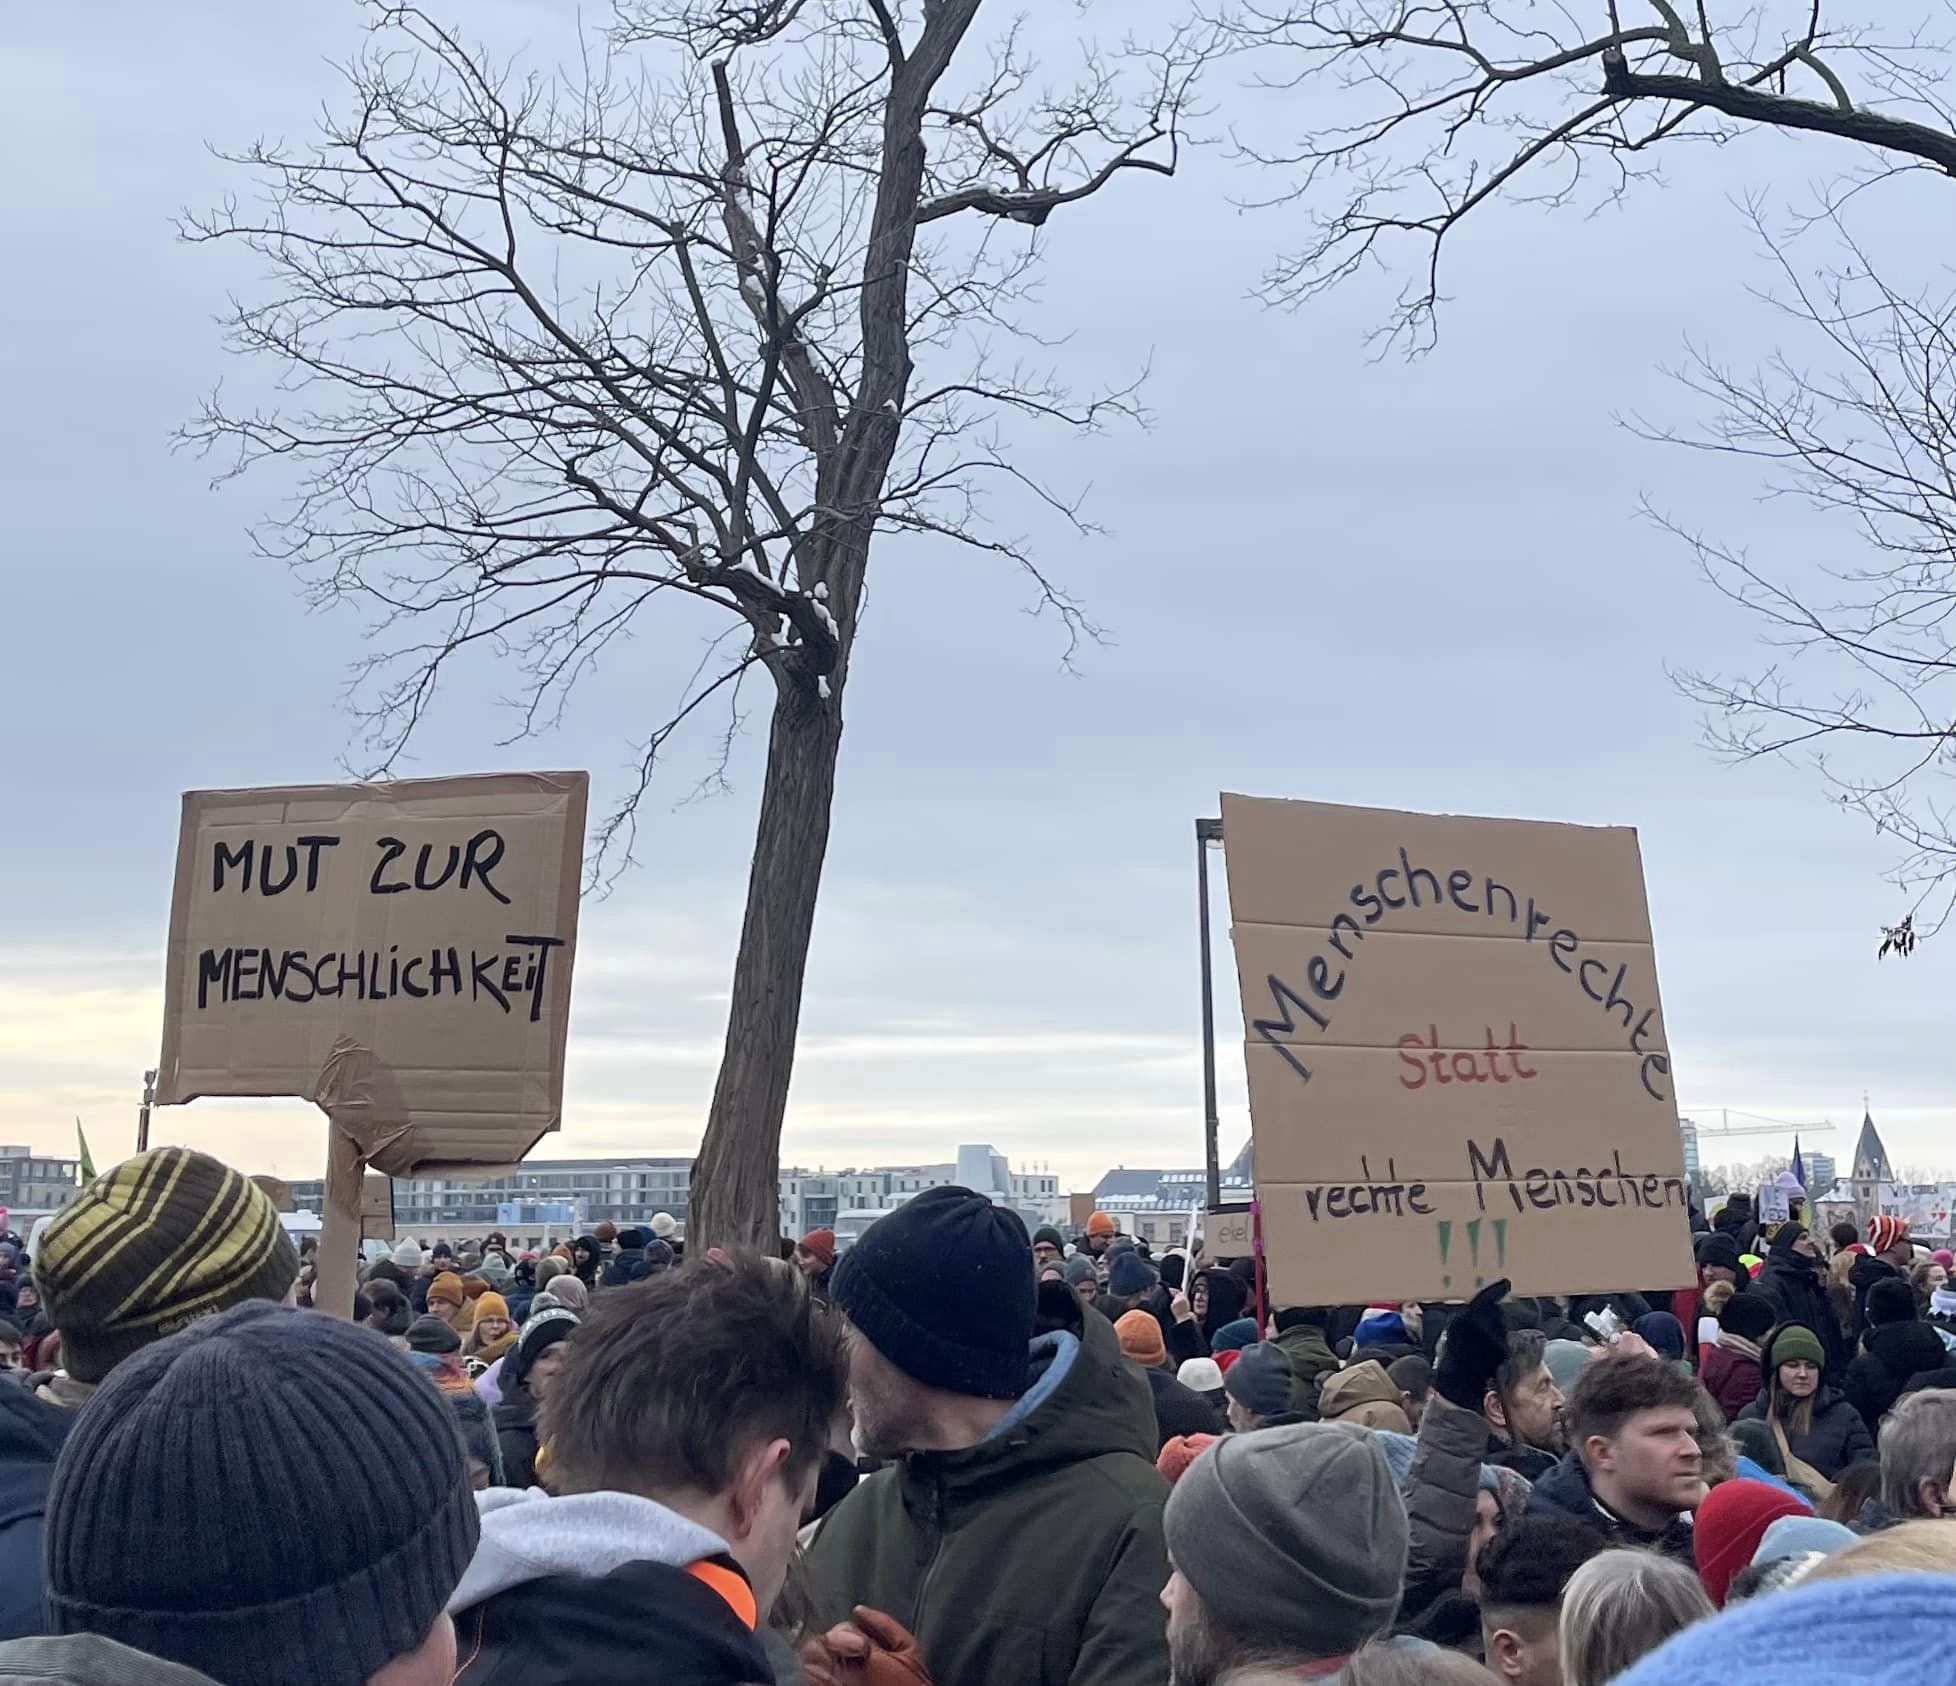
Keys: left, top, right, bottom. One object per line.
{"left": 1222, "top": 1342, "right": 1293, "bottom": 1419}
{"left": 1164, "top": 1422, "right": 1407, "bottom": 1660}
{"left": 45, "top": 1302, "right": 477, "bottom": 1686}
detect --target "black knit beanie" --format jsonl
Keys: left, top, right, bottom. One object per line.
{"left": 831, "top": 1186, "right": 1034, "bottom": 1399}
{"left": 1867, "top": 1276, "right": 1917, "bottom": 1328}
{"left": 46, "top": 1302, "right": 477, "bottom": 1686}
{"left": 1719, "top": 1291, "right": 1776, "bottom": 1343}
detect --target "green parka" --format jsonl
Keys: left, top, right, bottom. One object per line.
{"left": 806, "top": 1309, "right": 1169, "bottom": 1686}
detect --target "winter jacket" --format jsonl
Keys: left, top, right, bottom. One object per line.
{"left": 1271, "top": 1321, "right": 1339, "bottom": 1419}
{"left": 0, "top": 1636, "right": 222, "bottom": 1685}
{"left": 493, "top": 1391, "right": 542, "bottom": 1490}
{"left": 1318, "top": 1362, "right": 1413, "bottom": 1434}
{"left": 1849, "top": 1254, "right": 1904, "bottom": 1343}
{"left": 1843, "top": 1322, "right": 1950, "bottom": 1440}
{"left": 1486, "top": 1431, "right": 1557, "bottom": 1484}
{"left": 1526, "top": 1451, "right": 1693, "bottom": 1560}
{"left": 1752, "top": 1254, "right": 1847, "bottom": 1376}
{"left": 1140, "top": 1365, "right": 1223, "bottom": 1450}
{"left": 1736, "top": 1387, "right": 1875, "bottom": 1481}
{"left": 1699, "top": 1339, "right": 1765, "bottom": 1424}
{"left": 0, "top": 1382, "right": 71, "bottom": 1639}
{"left": 450, "top": 1487, "right": 771, "bottom": 1685}
{"left": 1400, "top": 1393, "right": 1493, "bottom": 1619}
{"left": 807, "top": 1310, "right": 1169, "bottom": 1686}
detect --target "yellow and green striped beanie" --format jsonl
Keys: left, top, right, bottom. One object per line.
{"left": 36, "top": 1148, "right": 300, "bottom": 1382}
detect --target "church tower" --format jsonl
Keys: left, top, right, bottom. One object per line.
{"left": 1851, "top": 1106, "right": 1892, "bottom": 1234}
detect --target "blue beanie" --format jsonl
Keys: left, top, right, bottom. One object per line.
{"left": 1107, "top": 1250, "right": 1158, "bottom": 1298}
{"left": 832, "top": 1186, "right": 1033, "bottom": 1399}
{"left": 1612, "top": 1574, "right": 1956, "bottom": 1686}
{"left": 1210, "top": 1317, "right": 1260, "bottom": 1354}
{"left": 1353, "top": 1309, "right": 1408, "bottom": 1348}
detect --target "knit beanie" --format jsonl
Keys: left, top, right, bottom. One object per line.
{"left": 1769, "top": 1323, "right": 1827, "bottom": 1373}
{"left": 45, "top": 1302, "right": 477, "bottom": 1686}
{"left": 535, "top": 1256, "right": 567, "bottom": 1288}
{"left": 1719, "top": 1292, "right": 1776, "bottom": 1343}
{"left": 1086, "top": 1212, "right": 1117, "bottom": 1239}
{"left": 1107, "top": 1250, "right": 1158, "bottom": 1298}
{"left": 461, "top": 1275, "right": 490, "bottom": 1301}
{"left": 1353, "top": 1309, "right": 1408, "bottom": 1349}
{"left": 1210, "top": 1316, "right": 1259, "bottom": 1354}
{"left": 504, "top": 1308, "right": 578, "bottom": 1395}
{"left": 643, "top": 1239, "right": 675, "bottom": 1273}
{"left": 1223, "top": 1341, "right": 1293, "bottom": 1418}
{"left": 35, "top": 1148, "right": 300, "bottom": 1384}
{"left": 1156, "top": 1433, "right": 1216, "bottom": 1485}
{"left": 391, "top": 1239, "right": 424, "bottom": 1271}
{"left": 1867, "top": 1277, "right": 1916, "bottom": 1327}
{"left": 405, "top": 1315, "right": 461, "bottom": 1355}
{"left": 1693, "top": 1477, "right": 1813, "bottom": 1606}
{"left": 650, "top": 1212, "right": 678, "bottom": 1240}
{"left": 1177, "top": 1356, "right": 1223, "bottom": 1394}
{"left": 830, "top": 1186, "right": 1034, "bottom": 1399}
{"left": 1753, "top": 1513, "right": 1854, "bottom": 1568}
{"left": 1166, "top": 1423, "right": 1407, "bottom": 1659}
{"left": 1062, "top": 1255, "right": 1099, "bottom": 1290}
{"left": 426, "top": 1272, "right": 465, "bottom": 1310}
{"left": 477, "top": 1255, "right": 513, "bottom": 1291}
{"left": 799, "top": 1228, "right": 837, "bottom": 1268}
{"left": 1032, "top": 1226, "right": 1065, "bottom": 1253}
{"left": 473, "top": 1292, "right": 509, "bottom": 1325}
{"left": 1115, "top": 1310, "right": 1168, "bottom": 1367}
{"left": 1696, "top": 1232, "right": 1742, "bottom": 1273}
{"left": 1633, "top": 1311, "right": 1686, "bottom": 1359}
{"left": 1869, "top": 1215, "right": 1911, "bottom": 1254}
{"left": 1544, "top": 1339, "right": 1592, "bottom": 1395}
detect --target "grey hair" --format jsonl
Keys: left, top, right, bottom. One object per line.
{"left": 1557, "top": 1549, "right": 1713, "bottom": 1686}
{"left": 1879, "top": 1389, "right": 1956, "bottom": 1518}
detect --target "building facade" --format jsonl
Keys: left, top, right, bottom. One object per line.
{"left": 1088, "top": 1141, "right": 1255, "bottom": 1247}
{"left": 288, "top": 1142, "right": 1064, "bottom": 1249}
{"left": 0, "top": 1147, "right": 79, "bottom": 1225}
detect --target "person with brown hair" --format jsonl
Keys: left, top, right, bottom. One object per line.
{"left": 451, "top": 1257, "right": 844, "bottom": 1683}
{"left": 1735, "top": 1325, "right": 1873, "bottom": 1485}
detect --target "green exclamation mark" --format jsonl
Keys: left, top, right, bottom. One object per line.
{"left": 1466, "top": 1218, "right": 1483, "bottom": 1290}
{"left": 1493, "top": 1218, "right": 1508, "bottom": 1272}
{"left": 1437, "top": 1220, "right": 1453, "bottom": 1289}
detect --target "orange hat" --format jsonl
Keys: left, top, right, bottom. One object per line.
{"left": 1869, "top": 1215, "right": 1911, "bottom": 1254}
{"left": 473, "top": 1291, "right": 509, "bottom": 1323}
{"left": 426, "top": 1272, "right": 465, "bottom": 1309}
{"left": 799, "top": 1228, "right": 837, "bottom": 1268}
{"left": 1086, "top": 1212, "right": 1117, "bottom": 1239}
{"left": 594, "top": 1221, "right": 618, "bottom": 1244}
{"left": 1156, "top": 1433, "right": 1217, "bottom": 1485}
{"left": 461, "top": 1275, "right": 490, "bottom": 1300}
{"left": 1115, "top": 1310, "right": 1168, "bottom": 1367}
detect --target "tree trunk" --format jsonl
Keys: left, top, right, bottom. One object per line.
{"left": 688, "top": 672, "right": 843, "bottom": 1251}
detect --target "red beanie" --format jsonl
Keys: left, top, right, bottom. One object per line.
{"left": 799, "top": 1228, "right": 836, "bottom": 1268}
{"left": 1693, "top": 1478, "right": 1812, "bottom": 1607}
{"left": 1155, "top": 1433, "right": 1216, "bottom": 1485}
{"left": 1213, "top": 1348, "right": 1242, "bottom": 1376}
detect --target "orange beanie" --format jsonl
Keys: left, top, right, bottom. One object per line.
{"left": 1115, "top": 1310, "right": 1168, "bottom": 1368}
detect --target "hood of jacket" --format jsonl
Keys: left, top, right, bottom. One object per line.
{"left": 1850, "top": 1254, "right": 1902, "bottom": 1296}
{"left": 1271, "top": 1321, "right": 1337, "bottom": 1374}
{"left": 896, "top": 1306, "right": 1155, "bottom": 1508}
{"left": 1318, "top": 1360, "right": 1399, "bottom": 1417}
{"left": 449, "top": 1486, "right": 730, "bottom": 1612}
{"left": 0, "top": 1637, "right": 221, "bottom": 1686}
{"left": 1865, "top": 1320, "right": 1949, "bottom": 1381}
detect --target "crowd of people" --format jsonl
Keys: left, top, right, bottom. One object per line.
{"left": 0, "top": 1157, "right": 1951, "bottom": 1684}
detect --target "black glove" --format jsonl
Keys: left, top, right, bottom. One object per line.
{"left": 1432, "top": 1278, "right": 1511, "bottom": 1410}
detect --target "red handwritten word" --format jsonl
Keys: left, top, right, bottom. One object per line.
{"left": 1397, "top": 1024, "right": 1538, "bottom": 1091}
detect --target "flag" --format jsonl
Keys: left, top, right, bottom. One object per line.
{"left": 76, "top": 1120, "right": 96, "bottom": 1184}
{"left": 1791, "top": 1135, "right": 1807, "bottom": 1195}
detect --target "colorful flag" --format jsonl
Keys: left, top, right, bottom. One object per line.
{"left": 76, "top": 1119, "right": 96, "bottom": 1183}
{"left": 1790, "top": 1135, "right": 1807, "bottom": 1194}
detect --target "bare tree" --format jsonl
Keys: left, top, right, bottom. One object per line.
{"left": 182, "top": 0, "right": 1205, "bottom": 1247}
{"left": 1215, "top": 2, "right": 1956, "bottom": 347}
{"left": 1658, "top": 208, "right": 1956, "bottom": 946}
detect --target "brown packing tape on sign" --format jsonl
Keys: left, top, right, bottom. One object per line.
{"left": 154, "top": 770, "right": 588, "bottom": 1312}
{"left": 1220, "top": 793, "right": 1695, "bottom": 1306}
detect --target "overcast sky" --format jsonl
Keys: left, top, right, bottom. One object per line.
{"left": 6, "top": 2, "right": 1952, "bottom": 1196}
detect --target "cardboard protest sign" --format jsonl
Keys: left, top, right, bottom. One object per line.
{"left": 1222, "top": 793, "right": 1693, "bottom": 1305}
{"left": 156, "top": 771, "right": 587, "bottom": 1311}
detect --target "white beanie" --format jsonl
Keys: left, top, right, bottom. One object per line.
{"left": 392, "top": 1238, "right": 425, "bottom": 1270}
{"left": 1178, "top": 1356, "right": 1224, "bottom": 1393}
{"left": 650, "top": 1213, "right": 677, "bottom": 1240}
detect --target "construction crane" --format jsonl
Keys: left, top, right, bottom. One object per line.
{"left": 1681, "top": 1109, "right": 1838, "bottom": 1140}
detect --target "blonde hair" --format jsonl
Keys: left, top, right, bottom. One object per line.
{"left": 1703, "top": 1280, "right": 1735, "bottom": 1319}
{"left": 1808, "top": 1519, "right": 1956, "bottom": 1582}
{"left": 1558, "top": 1550, "right": 1713, "bottom": 1686}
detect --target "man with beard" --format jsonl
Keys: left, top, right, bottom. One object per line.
{"left": 1753, "top": 1224, "right": 1847, "bottom": 1377}
{"left": 1850, "top": 1216, "right": 1916, "bottom": 1342}
{"left": 806, "top": 1187, "right": 1168, "bottom": 1686}
{"left": 1158, "top": 1425, "right": 1407, "bottom": 1685}
{"left": 1483, "top": 1331, "right": 1566, "bottom": 1480}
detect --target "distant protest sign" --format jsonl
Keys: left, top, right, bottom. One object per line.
{"left": 156, "top": 771, "right": 587, "bottom": 1311}
{"left": 1222, "top": 793, "right": 1694, "bottom": 1305}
